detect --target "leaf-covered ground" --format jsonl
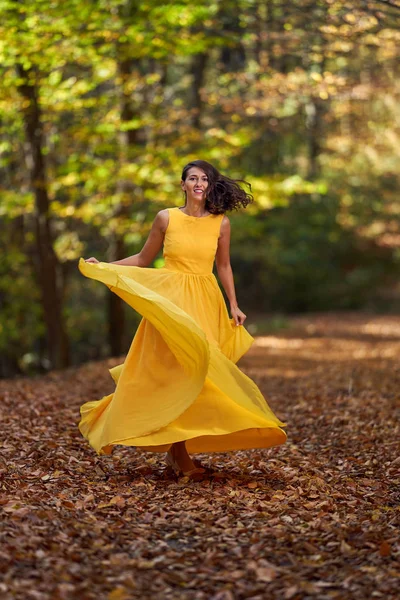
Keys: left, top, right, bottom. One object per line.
{"left": 1, "top": 313, "right": 399, "bottom": 600}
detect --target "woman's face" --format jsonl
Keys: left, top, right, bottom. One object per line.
{"left": 181, "top": 167, "right": 209, "bottom": 202}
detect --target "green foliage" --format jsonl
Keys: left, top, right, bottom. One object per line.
{"left": 230, "top": 194, "right": 397, "bottom": 312}
{"left": 1, "top": 0, "right": 400, "bottom": 374}
{"left": 0, "top": 234, "right": 43, "bottom": 371}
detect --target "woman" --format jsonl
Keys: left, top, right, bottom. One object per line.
{"left": 80, "top": 160, "right": 286, "bottom": 479}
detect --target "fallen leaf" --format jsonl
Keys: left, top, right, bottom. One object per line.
{"left": 379, "top": 541, "right": 391, "bottom": 557}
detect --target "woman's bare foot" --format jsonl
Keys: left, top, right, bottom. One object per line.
{"left": 167, "top": 441, "right": 205, "bottom": 476}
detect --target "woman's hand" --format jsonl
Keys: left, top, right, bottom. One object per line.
{"left": 231, "top": 305, "right": 247, "bottom": 326}
{"left": 84, "top": 257, "right": 99, "bottom": 264}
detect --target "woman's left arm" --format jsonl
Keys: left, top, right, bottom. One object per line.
{"left": 215, "top": 216, "right": 247, "bottom": 326}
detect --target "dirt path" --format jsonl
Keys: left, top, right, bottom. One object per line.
{"left": 1, "top": 313, "right": 399, "bottom": 599}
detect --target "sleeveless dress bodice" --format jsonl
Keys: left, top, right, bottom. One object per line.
{"left": 163, "top": 207, "right": 224, "bottom": 275}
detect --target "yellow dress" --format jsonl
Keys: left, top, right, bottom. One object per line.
{"left": 78, "top": 206, "right": 287, "bottom": 455}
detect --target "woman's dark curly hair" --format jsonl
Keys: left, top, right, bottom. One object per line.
{"left": 181, "top": 160, "right": 253, "bottom": 215}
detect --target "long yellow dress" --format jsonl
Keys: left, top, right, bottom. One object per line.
{"left": 78, "top": 206, "right": 287, "bottom": 455}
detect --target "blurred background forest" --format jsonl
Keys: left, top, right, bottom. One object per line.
{"left": 1, "top": 0, "right": 399, "bottom": 377}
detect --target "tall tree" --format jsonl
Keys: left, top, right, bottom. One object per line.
{"left": 16, "top": 66, "right": 69, "bottom": 369}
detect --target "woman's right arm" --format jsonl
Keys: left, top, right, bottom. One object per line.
{"left": 85, "top": 209, "right": 169, "bottom": 267}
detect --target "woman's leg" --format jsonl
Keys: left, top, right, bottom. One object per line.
{"left": 169, "top": 441, "right": 197, "bottom": 472}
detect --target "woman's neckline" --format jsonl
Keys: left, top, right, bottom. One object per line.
{"left": 176, "top": 207, "right": 213, "bottom": 219}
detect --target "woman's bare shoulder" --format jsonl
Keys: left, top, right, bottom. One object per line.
{"left": 220, "top": 214, "right": 230, "bottom": 229}
{"left": 153, "top": 208, "right": 170, "bottom": 233}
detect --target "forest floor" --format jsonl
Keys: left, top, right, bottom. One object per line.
{"left": 1, "top": 312, "right": 399, "bottom": 600}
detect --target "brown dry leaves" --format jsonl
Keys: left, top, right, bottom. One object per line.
{"left": 1, "top": 313, "right": 399, "bottom": 599}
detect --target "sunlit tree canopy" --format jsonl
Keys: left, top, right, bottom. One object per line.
{"left": 1, "top": 0, "right": 400, "bottom": 375}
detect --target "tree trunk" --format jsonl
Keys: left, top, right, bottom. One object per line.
{"left": 17, "top": 65, "right": 69, "bottom": 369}
{"left": 305, "top": 98, "right": 323, "bottom": 180}
{"left": 106, "top": 54, "right": 145, "bottom": 356}
{"left": 305, "top": 55, "right": 326, "bottom": 180}
{"left": 191, "top": 52, "right": 208, "bottom": 129}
